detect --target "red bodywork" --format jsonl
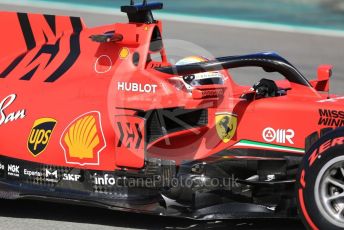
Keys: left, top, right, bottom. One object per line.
{"left": 0, "top": 11, "right": 340, "bottom": 173}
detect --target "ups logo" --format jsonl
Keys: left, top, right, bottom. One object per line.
{"left": 28, "top": 118, "right": 57, "bottom": 157}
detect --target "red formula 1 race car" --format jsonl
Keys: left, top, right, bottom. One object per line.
{"left": 0, "top": 1, "right": 344, "bottom": 229}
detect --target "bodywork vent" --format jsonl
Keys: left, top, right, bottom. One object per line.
{"left": 140, "top": 108, "right": 208, "bottom": 143}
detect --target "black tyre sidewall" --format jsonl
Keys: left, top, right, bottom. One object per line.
{"left": 297, "top": 128, "right": 344, "bottom": 230}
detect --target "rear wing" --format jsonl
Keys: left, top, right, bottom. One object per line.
{"left": 155, "top": 52, "right": 311, "bottom": 87}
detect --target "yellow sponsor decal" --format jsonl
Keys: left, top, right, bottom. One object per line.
{"left": 28, "top": 118, "right": 57, "bottom": 157}
{"left": 61, "top": 111, "right": 106, "bottom": 166}
{"left": 119, "top": 47, "right": 130, "bottom": 59}
{"left": 215, "top": 113, "right": 237, "bottom": 143}
{"left": 64, "top": 115, "right": 99, "bottom": 159}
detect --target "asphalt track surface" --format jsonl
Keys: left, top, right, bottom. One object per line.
{"left": 1, "top": 3, "right": 344, "bottom": 230}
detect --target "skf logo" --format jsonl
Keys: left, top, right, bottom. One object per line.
{"left": 63, "top": 173, "right": 81, "bottom": 182}
{"left": 28, "top": 118, "right": 57, "bottom": 157}
{"left": 263, "top": 127, "right": 295, "bottom": 144}
{"left": 60, "top": 111, "right": 106, "bottom": 166}
{"left": 215, "top": 113, "right": 237, "bottom": 143}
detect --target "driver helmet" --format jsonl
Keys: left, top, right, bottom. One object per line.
{"left": 176, "top": 56, "right": 225, "bottom": 90}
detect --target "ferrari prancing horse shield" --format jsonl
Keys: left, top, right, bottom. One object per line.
{"left": 216, "top": 113, "right": 237, "bottom": 143}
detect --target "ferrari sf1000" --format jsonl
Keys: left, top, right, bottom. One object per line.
{"left": 0, "top": 1, "right": 343, "bottom": 229}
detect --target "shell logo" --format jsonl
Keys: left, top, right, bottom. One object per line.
{"left": 60, "top": 111, "right": 106, "bottom": 166}
{"left": 119, "top": 47, "right": 130, "bottom": 59}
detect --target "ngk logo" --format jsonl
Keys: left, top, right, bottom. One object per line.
{"left": 263, "top": 127, "right": 295, "bottom": 144}
{"left": 8, "top": 165, "right": 19, "bottom": 173}
{"left": 8, "top": 164, "right": 20, "bottom": 177}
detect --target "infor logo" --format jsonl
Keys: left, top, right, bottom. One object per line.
{"left": 28, "top": 118, "right": 57, "bottom": 157}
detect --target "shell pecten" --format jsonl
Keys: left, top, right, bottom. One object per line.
{"left": 64, "top": 115, "right": 100, "bottom": 159}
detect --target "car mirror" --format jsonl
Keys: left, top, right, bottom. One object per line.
{"left": 310, "top": 65, "right": 333, "bottom": 92}
{"left": 240, "top": 91, "right": 257, "bottom": 101}
{"left": 317, "top": 65, "right": 333, "bottom": 81}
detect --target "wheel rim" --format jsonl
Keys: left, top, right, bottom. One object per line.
{"left": 315, "top": 155, "right": 344, "bottom": 228}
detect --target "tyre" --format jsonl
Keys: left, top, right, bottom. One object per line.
{"left": 297, "top": 127, "right": 344, "bottom": 230}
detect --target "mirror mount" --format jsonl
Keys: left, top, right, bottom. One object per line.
{"left": 310, "top": 65, "right": 333, "bottom": 92}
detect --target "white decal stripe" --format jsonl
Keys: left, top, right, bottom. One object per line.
{"left": 234, "top": 141, "right": 305, "bottom": 153}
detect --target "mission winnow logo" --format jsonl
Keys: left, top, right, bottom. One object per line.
{"left": 318, "top": 109, "right": 344, "bottom": 127}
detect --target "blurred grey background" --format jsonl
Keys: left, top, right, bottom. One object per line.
{"left": 2, "top": 0, "right": 343, "bottom": 91}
